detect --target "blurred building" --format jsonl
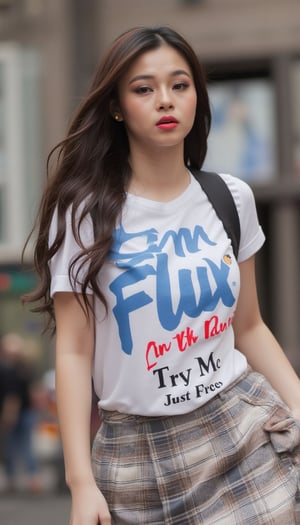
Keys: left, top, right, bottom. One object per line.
{"left": 0, "top": 0, "right": 300, "bottom": 368}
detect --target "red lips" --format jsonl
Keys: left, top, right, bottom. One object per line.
{"left": 156, "top": 116, "right": 178, "bottom": 125}
{"left": 156, "top": 116, "right": 179, "bottom": 130}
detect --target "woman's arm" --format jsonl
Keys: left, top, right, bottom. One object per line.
{"left": 233, "top": 256, "right": 300, "bottom": 418}
{"left": 54, "top": 292, "right": 111, "bottom": 525}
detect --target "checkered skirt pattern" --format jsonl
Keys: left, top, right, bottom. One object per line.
{"left": 92, "top": 369, "right": 300, "bottom": 524}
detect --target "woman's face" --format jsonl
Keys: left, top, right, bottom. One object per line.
{"left": 116, "top": 44, "right": 197, "bottom": 154}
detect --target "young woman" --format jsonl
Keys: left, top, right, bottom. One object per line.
{"left": 24, "top": 26, "right": 300, "bottom": 524}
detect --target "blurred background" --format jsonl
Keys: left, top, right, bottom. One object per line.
{"left": 0, "top": 0, "right": 300, "bottom": 518}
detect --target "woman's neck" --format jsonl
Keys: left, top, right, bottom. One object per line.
{"left": 127, "top": 146, "right": 189, "bottom": 202}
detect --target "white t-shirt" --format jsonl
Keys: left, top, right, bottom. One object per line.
{"left": 49, "top": 172, "right": 265, "bottom": 416}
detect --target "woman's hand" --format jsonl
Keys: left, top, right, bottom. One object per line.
{"left": 290, "top": 407, "right": 300, "bottom": 424}
{"left": 69, "top": 481, "right": 111, "bottom": 525}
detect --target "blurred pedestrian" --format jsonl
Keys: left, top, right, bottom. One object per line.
{"left": 0, "top": 333, "right": 42, "bottom": 492}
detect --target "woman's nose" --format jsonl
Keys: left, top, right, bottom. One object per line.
{"left": 159, "top": 101, "right": 174, "bottom": 110}
{"left": 157, "top": 88, "right": 174, "bottom": 110}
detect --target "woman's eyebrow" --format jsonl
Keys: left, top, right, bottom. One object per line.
{"left": 129, "top": 69, "right": 192, "bottom": 84}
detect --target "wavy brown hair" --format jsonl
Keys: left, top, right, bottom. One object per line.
{"left": 23, "top": 25, "right": 211, "bottom": 330}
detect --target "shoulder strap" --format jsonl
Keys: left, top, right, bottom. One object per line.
{"left": 190, "top": 169, "right": 241, "bottom": 259}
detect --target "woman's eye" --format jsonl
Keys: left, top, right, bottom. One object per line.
{"left": 134, "top": 86, "right": 152, "bottom": 94}
{"left": 173, "top": 82, "right": 189, "bottom": 90}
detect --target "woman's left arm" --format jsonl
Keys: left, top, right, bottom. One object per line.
{"left": 233, "top": 255, "right": 300, "bottom": 419}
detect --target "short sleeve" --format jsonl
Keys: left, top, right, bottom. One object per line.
{"left": 219, "top": 174, "right": 265, "bottom": 263}
{"left": 49, "top": 205, "right": 94, "bottom": 297}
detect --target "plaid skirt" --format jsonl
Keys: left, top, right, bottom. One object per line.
{"left": 92, "top": 369, "right": 300, "bottom": 524}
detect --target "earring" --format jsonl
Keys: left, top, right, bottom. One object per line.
{"left": 114, "top": 114, "right": 120, "bottom": 121}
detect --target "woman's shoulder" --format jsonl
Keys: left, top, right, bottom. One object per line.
{"left": 49, "top": 199, "right": 94, "bottom": 247}
{"left": 217, "top": 173, "right": 256, "bottom": 215}
{"left": 217, "top": 173, "right": 265, "bottom": 261}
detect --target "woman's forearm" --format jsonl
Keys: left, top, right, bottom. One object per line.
{"left": 234, "top": 256, "right": 300, "bottom": 414}
{"left": 237, "top": 321, "right": 300, "bottom": 412}
{"left": 56, "top": 350, "right": 95, "bottom": 488}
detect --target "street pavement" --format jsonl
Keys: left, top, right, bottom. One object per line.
{"left": 0, "top": 492, "right": 71, "bottom": 525}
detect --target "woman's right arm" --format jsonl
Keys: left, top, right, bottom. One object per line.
{"left": 54, "top": 292, "right": 111, "bottom": 525}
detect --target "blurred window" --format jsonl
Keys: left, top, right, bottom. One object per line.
{"left": 0, "top": 60, "right": 6, "bottom": 243}
{"left": 204, "top": 78, "right": 277, "bottom": 184}
{"left": 0, "top": 44, "right": 42, "bottom": 259}
{"left": 291, "top": 59, "right": 300, "bottom": 178}
{"left": 0, "top": 188, "right": 4, "bottom": 241}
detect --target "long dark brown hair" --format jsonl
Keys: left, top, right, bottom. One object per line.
{"left": 23, "top": 25, "right": 211, "bottom": 330}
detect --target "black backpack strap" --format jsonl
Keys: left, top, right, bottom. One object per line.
{"left": 190, "top": 169, "right": 241, "bottom": 259}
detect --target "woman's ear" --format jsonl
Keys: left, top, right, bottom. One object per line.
{"left": 109, "top": 100, "right": 123, "bottom": 122}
